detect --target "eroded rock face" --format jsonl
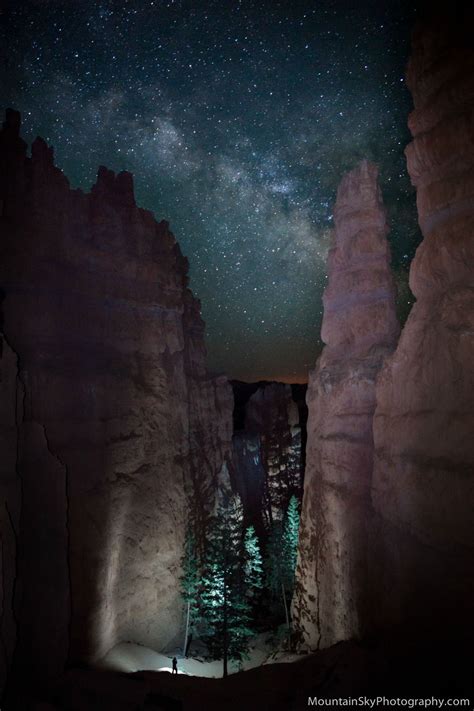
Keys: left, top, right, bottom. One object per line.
{"left": 0, "top": 337, "right": 22, "bottom": 694}
{"left": 231, "top": 432, "right": 267, "bottom": 537}
{"left": 244, "top": 383, "right": 304, "bottom": 525}
{"left": 292, "top": 161, "right": 399, "bottom": 649}
{"left": 0, "top": 110, "right": 233, "bottom": 690}
{"left": 370, "top": 9, "right": 474, "bottom": 638}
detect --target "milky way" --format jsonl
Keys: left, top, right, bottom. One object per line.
{"left": 1, "top": 0, "right": 421, "bottom": 381}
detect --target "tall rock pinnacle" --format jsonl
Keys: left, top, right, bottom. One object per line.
{"left": 292, "top": 160, "right": 399, "bottom": 649}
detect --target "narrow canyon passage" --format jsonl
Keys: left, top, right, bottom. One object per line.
{"left": 0, "top": 2, "right": 473, "bottom": 710}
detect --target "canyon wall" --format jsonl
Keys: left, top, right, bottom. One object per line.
{"left": 0, "top": 110, "right": 233, "bottom": 692}
{"left": 246, "top": 383, "right": 303, "bottom": 524}
{"left": 370, "top": 7, "right": 474, "bottom": 638}
{"left": 292, "top": 161, "right": 399, "bottom": 649}
{"left": 231, "top": 432, "right": 266, "bottom": 536}
{"left": 294, "top": 7, "right": 474, "bottom": 651}
{"left": 231, "top": 382, "right": 305, "bottom": 535}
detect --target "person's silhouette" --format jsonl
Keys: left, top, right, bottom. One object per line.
{"left": 172, "top": 656, "right": 178, "bottom": 674}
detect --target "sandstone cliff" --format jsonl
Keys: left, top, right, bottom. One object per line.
{"left": 370, "top": 7, "right": 474, "bottom": 638}
{"left": 231, "top": 432, "right": 267, "bottom": 536}
{"left": 230, "top": 381, "right": 305, "bottom": 538}
{"left": 0, "top": 110, "right": 233, "bottom": 691}
{"left": 292, "top": 161, "right": 399, "bottom": 649}
{"left": 246, "top": 383, "right": 303, "bottom": 522}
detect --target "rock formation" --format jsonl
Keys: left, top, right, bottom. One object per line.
{"left": 0, "top": 110, "right": 233, "bottom": 693}
{"left": 231, "top": 382, "right": 305, "bottom": 534}
{"left": 370, "top": 7, "right": 474, "bottom": 639}
{"left": 292, "top": 161, "right": 399, "bottom": 649}
{"left": 246, "top": 383, "right": 304, "bottom": 523}
{"left": 231, "top": 432, "right": 267, "bottom": 536}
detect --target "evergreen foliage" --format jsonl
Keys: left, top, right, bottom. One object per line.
{"left": 244, "top": 524, "right": 264, "bottom": 606}
{"left": 265, "top": 519, "right": 285, "bottom": 601}
{"left": 181, "top": 527, "right": 200, "bottom": 604}
{"left": 180, "top": 526, "right": 200, "bottom": 656}
{"left": 265, "top": 495, "right": 300, "bottom": 634}
{"left": 180, "top": 495, "right": 269, "bottom": 674}
{"left": 282, "top": 494, "right": 300, "bottom": 589}
{"left": 198, "top": 493, "right": 259, "bottom": 676}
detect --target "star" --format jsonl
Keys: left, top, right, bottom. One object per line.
{"left": 0, "top": 0, "right": 420, "bottom": 381}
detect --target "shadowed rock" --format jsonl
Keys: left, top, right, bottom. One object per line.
{"left": 370, "top": 5, "right": 474, "bottom": 640}
{"left": 245, "top": 383, "right": 303, "bottom": 524}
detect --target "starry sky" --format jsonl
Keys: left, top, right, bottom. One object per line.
{"left": 1, "top": 0, "right": 421, "bottom": 382}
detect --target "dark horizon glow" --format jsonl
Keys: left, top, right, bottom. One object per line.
{"left": 1, "top": 0, "right": 421, "bottom": 382}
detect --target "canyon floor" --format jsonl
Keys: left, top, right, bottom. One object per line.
{"left": 6, "top": 635, "right": 473, "bottom": 711}
{"left": 98, "top": 634, "right": 304, "bottom": 677}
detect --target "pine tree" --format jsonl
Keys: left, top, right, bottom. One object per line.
{"left": 265, "top": 519, "right": 290, "bottom": 629}
{"left": 244, "top": 525, "right": 263, "bottom": 600}
{"left": 282, "top": 495, "right": 300, "bottom": 590}
{"left": 198, "top": 493, "right": 254, "bottom": 677}
{"left": 265, "top": 496, "right": 300, "bottom": 639}
{"left": 243, "top": 525, "right": 264, "bottom": 625}
{"left": 180, "top": 526, "right": 200, "bottom": 657}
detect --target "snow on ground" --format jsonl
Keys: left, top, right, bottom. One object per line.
{"left": 97, "top": 634, "right": 304, "bottom": 678}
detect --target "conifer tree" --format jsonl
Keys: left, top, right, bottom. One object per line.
{"left": 180, "top": 526, "right": 200, "bottom": 657}
{"left": 265, "top": 495, "right": 300, "bottom": 638}
{"left": 282, "top": 495, "right": 300, "bottom": 589}
{"left": 265, "top": 519, "right": 289, "bottom": 629}
{"left": 198, "top": 493, "right": 254, "bottom": 677}
{"left": 244, "top": 525, "right": 264, "bottom": 600}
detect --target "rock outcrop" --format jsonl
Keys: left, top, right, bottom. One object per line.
{"left": 292, "top": 161, "right": 399, "bottom": 649}
{"left": 0, "top": 110, "right": 233, "bottom": 693}
{"left": 246, "top": 383, "right": 304, "bottom": 523}
{"left": 231, "top": 380, "right": 307, "bottom": 540}
{"left": 231, "top": 432, "right": 267, "bottom": 536}
{"left": 231, "top": 382, "right": 305, "bottom": 533}
{"left": 370, "top": 7, "right": 474, "bottom": 639}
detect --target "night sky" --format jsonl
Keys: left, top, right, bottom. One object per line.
{"left": 1, "top": 0, "right": 421, "bottom": 382}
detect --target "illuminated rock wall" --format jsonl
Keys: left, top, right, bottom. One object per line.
{"left": 0, "top": 110, "right": 233, "bottom": 691}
